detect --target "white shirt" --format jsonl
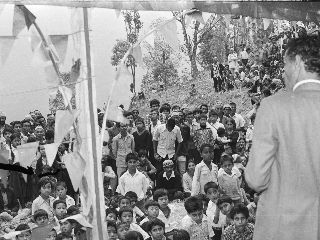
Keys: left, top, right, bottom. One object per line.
{"left": 231, "top": 113, "right": 245, "bottom": 129}
{"left": 240, "top": 50, "right": 249, "bottom": 60}
{"left": 150, "top": 120, "right": 161, "bottom": 137}
{"left": 116, "top": 170, "right": 149, "bottom": 201}
{"left": 153, "top": 124, "right": 183, "bottom": 158}
{"left": 206, "top": 200, "right": 226, "bottom": 230}
{"left": 192, "top": 161, "right": 218, "bottom": 196}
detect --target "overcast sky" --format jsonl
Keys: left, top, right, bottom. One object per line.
{"left": 0, "top": 5, "right": 171, "bottom": 122}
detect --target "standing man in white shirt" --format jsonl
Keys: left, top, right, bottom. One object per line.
{"left": 153, "top": 118, "right": 183, "bottom": 173}
{"left": 229, "top": 102, "right": 245, "bottom": 132}
{"left": 228, "top": 48, "right": 238, "bottom": 74}
{"left": 240, "top": 46, "right": 249, "bottom": 67}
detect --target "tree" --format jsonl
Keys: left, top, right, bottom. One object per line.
{"left": 111, "top": 39, "right": 131, "bottom": 67}
{"left": 122, "top": 10, "right": 143, "bottom": 93}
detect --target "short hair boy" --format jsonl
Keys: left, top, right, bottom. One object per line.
{"left": 146, "top": 218, "right": 166, "bottom": 240}
{"left": 106, "top": 208, "right": 118, "bottom": 222}
{"left": 33, "top": 209, "right": 49, "bottom": 227}
{"left": 53, "top": 200, "right": 67, "bottom": 220}
{"left": 107, "top": 221, "right": 118, "bottom": 240}
{"left": 217, "top": 195, "right": 234, "bottom": 227}
{"left": 140, "top": 200, "right": 160, "bottom": 231}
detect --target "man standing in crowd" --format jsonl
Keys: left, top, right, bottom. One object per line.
{"left": 246, "top": 35, "right": 320, "bottom": 240}
{"left": 211, "top": 57, "right": 222, "bottom": 92}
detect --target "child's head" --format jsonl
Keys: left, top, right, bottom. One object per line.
{"left": 116, "top": 222, "right": 130, "bottom": 240}
{"left": 217, "top": 127, "right": 226, "bottom": 137}
{"left": 124, "top": 231, "right": 144, "bottom": 240}
{"left": 230, "top": 203, "right": 250, "bottom": 232}
{"left": 138, "top": 149, "right": 147, "bottom": 161}
{"left": 56, "top": 232, "right": 73, "bottom": 240}
{"left": 220, "top": 154, "right": 234, "bottom": 175}
{"left": 144, "top": 200, "right": 160, "bottom": 219}
{"left": 162, "top": 160, "right": 174, "bottom": 175}
{"left": 125, "top": 153, "right": 138, "bottom": 172}
{"left": 153, "top": 189, "right": 169, "bottom": 209}
{"left": 125, "top": 191, "right": 138, "bottom": 207}
{"left": 15, "top": 224, "right": 31, "bottom": 240}
{"left": 184, "top": 196, "right": 204, "bottom": 224}
{"left": 217, "top": 195, "right": 234, "bottom": 216}
{"left": 10, "top": 133, "right": 21, "bottom": 148}
{"left": 47, "top": 228, "right": 57, "bottom": 240}
{"left": 67, "top": 205, "right": 80, "bottom": 216}
{"left": 204, "top": 182, "right": 219, "bottom": 203}
{"left": 223, "top": 144, "right": 233, "bottom": 155}
{"left": 53, "top": 200, "right": 67, "bottom": 219}
{"left": 172, "top": 229, "right": 190, "bottom": 240}
{"left": 107, "top": 221, "right": 118, "bottom": 240}
{"left": 118, "top": 196, "right": 131, "bottom": 209}
{"left": 208, "top": 110, "right": 218, "bottom": 123}
{"left": 198, "top": 194, "right": 210, "bottom": 213}
{"left": 106, "top": 208, "right": 118, "bottom": 222}
{"left": 60, "top": 218, "right": 76, "bottom": 234}
{"left": 199, "top": 114, "right": 208, "bottom": 127}
{"left": 56, "top": 181, "right": 67, "bottom": 199}
{"left": 33, "top": 209, "right": 49, "bottom": 226}
{"left": 186, "top": 159, "right": 195, "bottom": 173}
{"left": 39, "top": 177, "right": 53, "bottom": 198}
{"left": 135, "top": 118, "right": 145, "bottom": 132}
{"left": 119, "top": 206, "right": 133, "bottom": 224}
{"left": 146, "top": 218, "right": 165, "bottom": 240}
{"left": 200, "top": 144, "right": 214, "bottom": 163}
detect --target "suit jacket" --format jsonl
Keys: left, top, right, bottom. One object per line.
{"left": 245, "top": 81, "right": 320, "bottom": 240}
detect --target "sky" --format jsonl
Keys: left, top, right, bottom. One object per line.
{"left": 0, "top": 5, "right": 172, "bottom": 122}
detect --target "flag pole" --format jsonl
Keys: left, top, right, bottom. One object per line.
{"left": 82, "top": 7, "right": 107, "bottom": 240}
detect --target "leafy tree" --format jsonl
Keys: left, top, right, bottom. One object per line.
{"left": 110, "top": 40, "right": 131, "bottom": 67}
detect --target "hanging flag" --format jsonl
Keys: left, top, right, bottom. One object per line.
{"left": 44, "top": 143, "right": 59, "bottom": 167}
{"left": 49, "top": 35, "right": 69, "bottom": 63}
{"left": 0, "top": 36, "right": 15, "bottom": 65}
{"left": 12, "top": 5, "right": 26, "bottom": 36}
{"left": 263, "top": 18, "right": 271, "bottom": 30}
{"left": 15, "top": 142, "right": 39, "bottom": 169}
{"left": 16, "top": 5, "right": 36, "bottom": 30}
{"left": 28, "top": 25, "right": 41, "bottom": 52}
{"left": 58, "top": 86, "right": 73, "bottom": 107}
{"left": 131, "top": 45, "right": 142, "bottom": 65}
{"left": 186, "top": 10, "right": 205, "bottom": 25}
{"left": 144, "top": 33, "right": 155, "bottom": 48}
{"left": 54, "top": 110, "right": 80, "bottom": 144}
{"left": 158, "top": 20, "right": 179, "bottom": 52}
{"left": 63, "top": 151, "right": 86, "bottom": 191}
{"left": 61, "top": 214, "right": 93, "bottom": 228}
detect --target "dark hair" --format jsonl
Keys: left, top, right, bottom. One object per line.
{"left": 125, "top": 230, "right": 144, "bottom": 240}
{"left": 208, "top": 109, "right": 218, "bottom": 117}
{"left": 230, "top": 203, "right": 250, "bottom": 219}
{"left": 225, "top": 117, "right": 236, "bottom": 129}
{"left": 56, "top": 232, "right": 73, "bottom": 240}
{"left": 116, "top": 222, "right": 129, "bottom": 230}
{"left": 217, "top": 195, "right": 233, "bottom": 207}
{"left": 150, "top": 99, "right": 160, "bottom": 107}
{"left": 45, "top": 129, "right": 54, "bottom": 141}
{"left": 118, "top": 206, "right": 133, "bottom": 218}
{"left": 161, "top": 103, "right": 171, "bottom": 109}
{"left": 217, "top": 127, "right": 226, "bottom": 137}
{"left": 21, "top": 119, "right": 31, "bottom": 125}
{"left": 12, "top": 121, "right": 22, "bottom": 127}
{"left": 166, "top": 118, "right": 176, "bottom": 129}
{"left": 153, "top": 189, "right": 168, "bottom": 202}
{"left": 39, "top": 176, "right": 53, "bottom": 189}
{"left": 199, "top": 113, "right": 207, "bottom": 120}
{"left": 125, "top": 191, "right": 138, "bottom": 200}
{"left": 184, "top": 196, "right": 203, "bottom": 214}
{"left": 124, "top": 111, "right": 133, "bottom": 118}
{"left": 150, "top": 109, "right": 159, "bottom": 115}
{"left": 220, "top": 154, "right": 234, "bottom": 166}
{"left": 53, "top": 200, "right": 67, "bottom": 209}
{"left": 198, "top": 194, "right": 210, "bottom": 206}
{"left": 106, "top": 208, "right": 118, "bottom": 219}
{"left": 172, "top": 229, "right": 190, "bottom": 240}
{"left": 3, "top": 127, "right": 13, "bottom": 135}
{"left": 171, "top": 105, "right": 180, "bottom": 111}
{"left": 15, "top": 223, "right": 30, "bottom": 232}
{"left": 138, "top": 149, "right": 147, "bottom": 157}
{"left": 146, "top": 218, "right": 165, "bottom": 232}
{"left": 263, "top": 88, "right": 271, "bottom": 97}
{"left": 134, "top": 117, "right": 145, "bottom": 126}
{"left": 125, "top": 153, "right": 138, "bottom": 163}
{"left": 10, "top": 133, "right": 21, "bottom": 142}
{"left": 204, "top": 182, "right": 219, "bottom": 194}
{"left": 159, "top": 105, "right": 171, "bottom": 113}
{"left": 33, "top": 209, "right": 48, "bottom": 221}
{"left": 107, "top": 220, "right": 117, "bottom": 230}
{"left": 193, "top": 108, "right": 202, "bottom": 114}
{"left": 285, "top": 35, "right": 320, "bottom": 76}
{"left": 144, "top": 200, "right": 160, "bottom": 211}
{"left": 229, "top": 102, "right": 236, "bottom": 107}
{"left": 56, "top": 181, "right": 67, "bottom": 189}
{"left": 67, "top": 205, "right": 80, "bottom": 216}
{"left": 200, "top": 143, "right": 213, "bottom": 153}
{"left": 199, "top": 104, "right": 208, "bottom": 109}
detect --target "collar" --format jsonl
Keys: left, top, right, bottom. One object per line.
{"left": 293, "top": 79, "right": 320, "bottom": 92}
{"left": 163, "top": 171, "right": 175, "bottom": 180}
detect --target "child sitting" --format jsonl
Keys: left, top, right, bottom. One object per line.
{"left": 55, "top": 181, "right": 75, "bottom": 209}
{"left": 117, "top": 222, "right": 130, "bottom": 240}
{"left": 118, "top": 206, "right": 149, "bottom": 239}
{"left": 125, "top": 191, "right": 145, "bottom": 224}
{"left": 181, "top": 196, "right": 210, "bottom": 240}
{"left": 216, "top": 195, "right": 235, "bottom": 229}
{"left": 145, "top": 218, "right": 167, "bottom": 240}
{"left": 153, "top": 189, "right": 172, "bottom": 232}
{"left": 106, "top": 208, "right": 118, "bottom": 222}
{"left": 117, "top": 196, "right": 131, "bottom": 210}
{"left": 33, "top": 209, "right": 49, "bottom": 227}
{"left": 191, "top": 144, "right": 218, "bottom": 196}
{"left": 204, "top": 182, "right": 225, "bottom": 240}
{"left": 107, "top": 220, "right": 118, "bottom": 240}
{"left": 222, "top": 203, "right": 254, "bottom": 240}
{"left": 53, "top": 200, "right": 67, "bottom": 221}
{"left": 14, "top": 223, "right": 31, "bottom": 240}
{"left": 32, "top": 177, "right": 55, "bottom": 221}
{"left": 218, "top": 154, "right": 242, "bottom": 204}
{"left": 60, "top": 217, "right": 77, "bottom": 236}
{"left": 140, "top": 200, "right": 160, "bottom": 231}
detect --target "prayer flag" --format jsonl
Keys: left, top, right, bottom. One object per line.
{"left": 15, "top": 142, "right": 39, "bottom": 169}
{"left": 49, "top": 35, "right": 69, "bottom": 63}
{"left": 28, "top": 25, "right": 41, "bottom": 52}
{"left": 12, "top": 5, "right": 26, "bottom": 36}
{"left": 16, "top": 5, "right": 36, "bottom": 30}
{"left": 0, "top": 36, "right": 15, "bottom": 65}
{"left": 158, "top": 20, "right": 179, "bottom": 52}
{"left": 263, "top": 18, "right": 271, "bottom": 30}
{"left": 63, "top": 152, "right": 86, "bottom": 192}
{"left": 54, "top": 110, "right": 80, "bottom": 144}
{"left": 44, "top": 143, "right": 59, "bottom": 167}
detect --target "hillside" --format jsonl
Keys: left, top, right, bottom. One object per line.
{"left": 131, "top": 71, "right": 253, "bottom": 117}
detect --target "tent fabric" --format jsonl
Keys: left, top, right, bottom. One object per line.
{"left": 3, "top": 1, "right": 320, "bottom": 22}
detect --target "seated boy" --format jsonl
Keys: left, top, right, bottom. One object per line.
{"left": 125, "top": 191, "right": 145, "bottom": 224}
{"left": 105, "top": 208, "right": 118, "bottom": 222}
{"left": 117, "top": 222, "right": 130, "bottom": 240}
{"left": 216, "top": 195, "right": 234, "bottom": 229}
{"left": 181, "top": 196, "right": 210, "bottom": 240}
{"left": 204, "top": 182, "right": 225, "bottom": 240}
{"left": 55, "top": 181, "right": 75, "bottom": 209}
{"left": 107, "top": 220, "right": 118, "bottom": 240}
{"left": 222, "top": 203, "right": 254, "bottom": 240}
{"left": 146, "top": 218, "right": 167, "bottom": 240}
{"left": 118, "top": 206, "right": 149, "bottom": 239}
{"left": 140, "top": 200, "right": 160, "bottom": 231}
{"left": 53, "top": 200, "right": 67, "bottom": 221}
{"left": 33, "top": 209, "right": 49, "bottom": 227}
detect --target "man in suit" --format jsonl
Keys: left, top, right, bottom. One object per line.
{"left": 245, "top": 35, "right": 320, "bottom": 240}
